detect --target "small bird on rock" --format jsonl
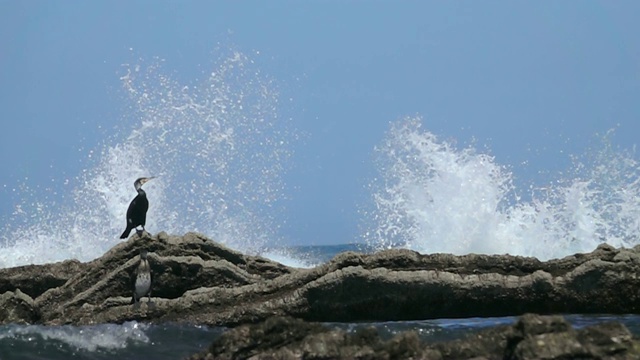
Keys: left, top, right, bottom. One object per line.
{"left": 132, "top": 249, "right": 152, "bottom": 305}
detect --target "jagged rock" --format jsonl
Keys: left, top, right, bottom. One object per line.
{"left": 0, "top": 259, "right": 84, "bottom": 299}
{"left": 0, "top": 289, "right": 39, "bottom": 324}
{"left": 187, "top": 314, "right": 640, "bottom": 360}
{"left": 33, "top": 232, "right": 290, "bottom": 325}
{"left": 0, "top": 233, "right": 638, "bottom": 326}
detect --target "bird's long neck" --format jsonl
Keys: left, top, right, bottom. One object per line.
{"left": 136, "top": 188, "right": 146, "bottom": 196}
{"left": 138, "top": 259, "right": 150, "bottom": 272}
{"left": 135, "top": 180, "right": 144, "bottom": 192}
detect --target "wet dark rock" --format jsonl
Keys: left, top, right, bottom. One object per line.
{"left": 0, "top": 233, "right": 638, "bottom": 327}
{"left": 187, "top": 314, "right": 640, "bottom": 360}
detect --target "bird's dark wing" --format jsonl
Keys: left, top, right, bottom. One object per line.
{"left": 148, "top": 259, "right": 153, "bottom": 297}
{"left": 126, "top": 196, "right": 139, "bottom": 219}
{"left": 130, "top": 261, "right": 138, "bottom": 303}
{"left": 121, "top": 196, "right": 140, "bottom": 238}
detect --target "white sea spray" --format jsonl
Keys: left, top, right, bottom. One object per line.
{"left": 0, "top": 50, "right": 295, "bottom": 267}
{"left": 362, "top": 117, "right": 640, "bottom": 260}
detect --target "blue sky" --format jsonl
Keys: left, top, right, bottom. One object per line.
{"left": 1, "top": 1, "right": 639, "bottom": 245}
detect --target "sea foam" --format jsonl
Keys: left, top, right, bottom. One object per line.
{"left": 0, "top": 321, "right": 149, "bottom": 353}
{"left": 362, "top": 117, "right": 640, "bottom": 260}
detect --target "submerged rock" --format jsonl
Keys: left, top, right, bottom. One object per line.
{"left": 187, "top": 314, "right": 640, "bottom": 360}
{"left": 0, "top": 233, "right": 638, "bottom": 326}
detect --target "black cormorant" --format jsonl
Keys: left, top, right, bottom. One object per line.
{"left": 120, "top": 177, "right": 154, "bottom": 239}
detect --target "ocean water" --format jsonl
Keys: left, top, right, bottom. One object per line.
{"left": 2, "top": 313, "right": 640, "bottom": 360}
{"left": 2, "top": 48, "right": 640, "bottom": 357}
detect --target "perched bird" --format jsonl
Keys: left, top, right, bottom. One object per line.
{"left": 120, "top": 177, "right": 154, "bottom": 239}
{"left": 132, "top": 249, "right": 152, "bottom": 305}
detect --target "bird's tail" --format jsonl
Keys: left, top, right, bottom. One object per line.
{"left": 120, "top": 227, "right": 132, "bottom": 239}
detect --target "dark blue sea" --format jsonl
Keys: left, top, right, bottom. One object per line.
{"left": 1, "top": 244, "right": 639, "bottom": 360}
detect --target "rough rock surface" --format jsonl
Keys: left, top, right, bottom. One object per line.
{"left": 0, "top": 259, "right": 84, "bottom": 299}
{"left": 0, "top": 289, "right": 39, "bottom": 324}
{"left": 0, "top": 232, "right": 638, "bottom": 326}
{"left": 187, "top": 314, "right": 640, "bottom": 360}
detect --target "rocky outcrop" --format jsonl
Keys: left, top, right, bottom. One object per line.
{"left": 32, "top": 232, "right": 292, "bottom": 325}
{"left": 0, "top": 259, "right": 84, "bottom": 299}
{"left": 0, "top": 232, "right": 638, "bottom": 326}
{"left": 187, "top": 314, "right": 640, "bottom": 360}
{"left": 0, "top": 289, "right": 40, "bottom": 324}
